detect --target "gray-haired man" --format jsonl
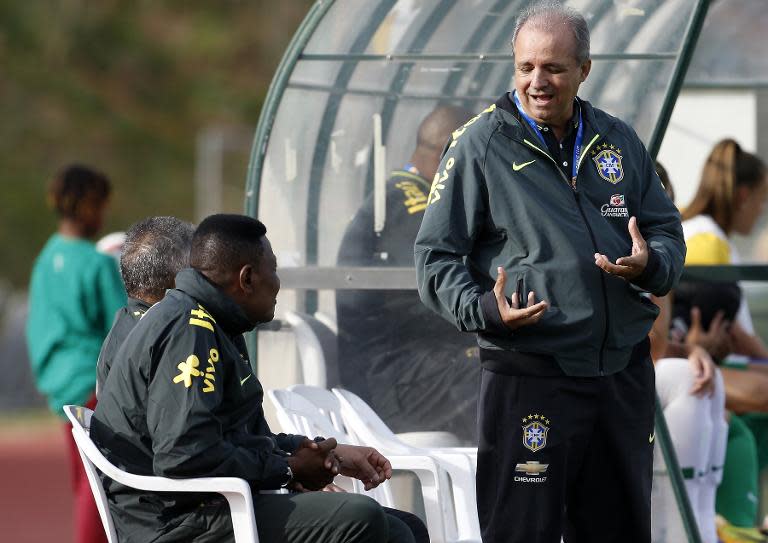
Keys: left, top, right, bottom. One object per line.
{"left": 96, "top": 216, "right": 194, "bottom": 394}
{"left": 414, "top": 2, "right": 685, "bottom": 542}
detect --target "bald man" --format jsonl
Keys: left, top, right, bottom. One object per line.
{"left": 336, "top": 104, "right": 480, "bottom": 443}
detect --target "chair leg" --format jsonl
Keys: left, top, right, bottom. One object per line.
{"left": 390, "top": 457, "right": 449, "bottom": 543}
{"left": 223, "top": 492, "right": 260, "bottom": 543}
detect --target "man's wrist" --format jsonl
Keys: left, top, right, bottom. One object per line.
{"left": 280, "top": 462, "right": 294, "bottom": 488}
{"left": 480, "top": 290, "right": 511, "bottom": 335}
{"left": 632, "top": 248, "right": 660, "bottom": 290}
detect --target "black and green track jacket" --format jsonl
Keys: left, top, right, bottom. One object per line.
{"left": 414, "top": 93, "right": 685, "bottom": 377}
{"left": 95, "top": 296, "right": 151, "bottom": 396}
{"left": 91, "top": 268, "right": 304, "bottom": 542}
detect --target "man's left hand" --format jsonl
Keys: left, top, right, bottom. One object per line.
{"left": 594, "top": 216, "right": 648, "bottom": 280}
{"left": 334, "top": 444, "right": 392, "bottom": 490}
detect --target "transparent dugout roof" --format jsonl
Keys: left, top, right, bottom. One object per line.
{"left": 247, "top": 0, "right": 707, "bottom": 292}
{"left": 244, "top": 0, "right": 709, "bottom": 448}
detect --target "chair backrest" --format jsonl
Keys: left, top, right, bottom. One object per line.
{"left": 289, "top": 384, "right": 347, "bottom": 436}
{"left": 313, "top": 312, "right": 338, "bottom": 335}
{"left": 63, "top": 405, "right": 260, "bottom": 543}
{"left": 332, "top": 388, "right": 412, "bottom": 454}
{"left": 284, "top": 310, "right": 340, "bottom": 389}
{"left": 268, "top": 388, "right": 346, "bottom": 441}
{"left": 63, "top": 405, "right": 120, "bottom": 543}
{"left": 267, "top": 389, "right": 395, "bottom": 507}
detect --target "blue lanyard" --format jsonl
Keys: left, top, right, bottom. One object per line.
{"left": 512, "top": 91, "right": 584, "bottom": 182}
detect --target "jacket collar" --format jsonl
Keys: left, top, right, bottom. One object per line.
{"left": 493, "top": 91, "right": 613, "bottom": 147}
{"left": 174, "top": 268, "right": 254, "bottom": 336}
{"left": 127, "top": 297, "right": 152, "bottom": 316}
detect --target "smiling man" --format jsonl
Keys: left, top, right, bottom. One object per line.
{"left": 414, "top": 2, "right": 685, "bottom": 542}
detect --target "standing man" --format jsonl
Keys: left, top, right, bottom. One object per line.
{"left": 414, "top": 2, "right": 685, "bottom": 542}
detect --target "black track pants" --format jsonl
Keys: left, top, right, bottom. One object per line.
{"left": 476, "top": 356, "right": 655, "bottom": 543}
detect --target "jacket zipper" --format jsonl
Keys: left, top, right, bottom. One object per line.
{"left": 522, "top": 137, "right": 609, "bottom": 375}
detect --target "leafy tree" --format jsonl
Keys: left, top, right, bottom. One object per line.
{"left": 0, "top": 0, "right": 311, "bottom": 287}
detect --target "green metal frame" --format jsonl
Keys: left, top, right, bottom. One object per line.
{"left": 244, "top": 0, "right": 334, "bottom": 218}
{"left": 243, "top": 0, "right": 334, "bottom": 367}
{"left": 644, "top": 3, "right": 711, "bottom": 541}
{"left": 303, "top": 0, "right": 399, "bottom": 313}
{"left": 244, "top": 3, "right": 717, "bottom": 541}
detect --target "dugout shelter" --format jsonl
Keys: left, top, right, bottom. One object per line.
{"left": 245, "top": 2, "right": 714, "bottom": 541}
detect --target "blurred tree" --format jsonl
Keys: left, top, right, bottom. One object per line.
{"left": 0, "top": 0, "right": 312, "bottom": 287}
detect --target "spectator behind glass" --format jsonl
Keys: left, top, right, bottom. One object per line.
{"left": 336, "top": 104, "right": 479, "bottom": 443}
{"left": 26, "top": 164, "right": 126, "bottom": 543}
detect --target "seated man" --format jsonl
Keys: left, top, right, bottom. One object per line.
{"left": 92, "top": 214, "right": 420, "bottom": 543}
{"left": 96, "top": 215, "right": 194, "bottom": 394}
{"left": 336, "top": 104, "right": 480, "bottom": 443}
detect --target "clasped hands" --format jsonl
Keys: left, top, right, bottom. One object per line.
{"left": 495, "top": 216, "right": 648, "bottom": 331}
{"left": 286, "top": 437, "right": 392, "bottom": 492}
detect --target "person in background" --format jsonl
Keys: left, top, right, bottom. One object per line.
{"left": 683, "top": 139, "right": 768, "bottom": 359}
{"left": 649, "top": 162, "right": 729, "bottom": 543}
{"left": 681, "top": 139, "right": 768, "bottom": 537}
{"left": 336, "top": 104, "right": 479, "bottom": 443}
{"left": 26, "top": 164, "right": 126, "bottom": 543}
{"left": 96, "top": 216, "right": 194, "bottom": 395}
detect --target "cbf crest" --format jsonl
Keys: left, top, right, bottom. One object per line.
{"left": 522, "top": 414, "right": 550, "bottom": 452}
{"left": 592, "top": 142, "right": 624, "bottom": 184}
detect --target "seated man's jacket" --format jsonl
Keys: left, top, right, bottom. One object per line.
{"left": 95, "top": 296, "right": 151, "bottom": 396}
{"left": 414, "top": 94, "right": 686, "bottom": 377}
{"left": 91, "top": 268, "right": 304, "bottom": 542}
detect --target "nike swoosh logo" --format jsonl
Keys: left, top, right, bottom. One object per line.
{"left": 512, "top": 160, "right": 536, "bottom": 171}
{"left": 240, "top": 374, "right": 252, "bottom": 386}
{"left": 649, "top": 433, "right": 655, "bottom": 444}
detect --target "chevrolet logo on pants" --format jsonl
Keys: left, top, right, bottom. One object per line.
{"left": 515, "top": 461, "right": 549, "bottom": 476}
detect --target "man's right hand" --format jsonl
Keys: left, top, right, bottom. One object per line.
{"left": 494, "top": 267, "right": 548, "bottom": 331}
{"left": 288, "top": 437, "right": 339, "bottom": 491}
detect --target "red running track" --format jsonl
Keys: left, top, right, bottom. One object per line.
{"left": 0, "top": 424, "right": 73, "bottom": 543}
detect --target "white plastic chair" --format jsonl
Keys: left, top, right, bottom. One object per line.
{"left": 63, "top": 405, "right": 260, "bottom": 543}
{"left": 332, "top": 387, "right": 478, "bottom": 462}
{"left": 285, "top": 310, "right": 340, "bottom": 388}
{"left": 332, "top": 387, "right": 480, "bottom": 541}
{"left": 268, "top": 388, "right": 395, "bottom": 504}
{"left": 289, "top": 383, "right": 347, "bottom": 434}
{"left": 267, "top": 389, "right": 457, "bottom": 543}
{"left": 286, "top": 385, "right": 480, "bottom": 542}
{"left": 286, "top": 320, "right": 463, "bottom": 450}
